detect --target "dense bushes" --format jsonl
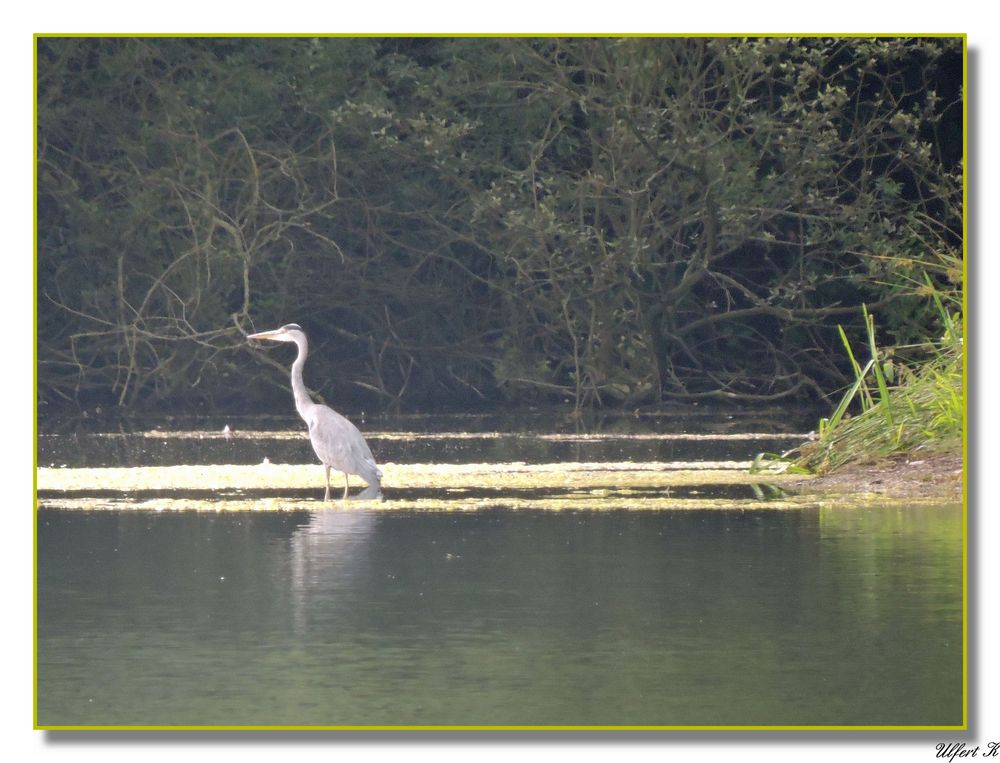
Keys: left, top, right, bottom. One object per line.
{"left": 37, "top": 37, "right": 963, "bottom": 413}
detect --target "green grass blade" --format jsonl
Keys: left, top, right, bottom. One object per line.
{"left": 837, "top": 323, "right": 874, "bottom": 411}
{"left": 864, "top": 305, "right": 894, "bottom": 427}
{"left": 825, "top": 357, "right": 876, "bottom": 435}
{"left": 924, "top": 270, "right": 959, "bottom": 344}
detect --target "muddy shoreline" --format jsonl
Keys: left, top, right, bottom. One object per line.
{"left": 786, "top": 451, "right": 963, "bottom": 501}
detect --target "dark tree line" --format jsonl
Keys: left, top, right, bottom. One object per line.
{"left": 37, "top": 36, "right": 963, "bottom": 414}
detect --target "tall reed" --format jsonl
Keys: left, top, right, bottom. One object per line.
{"left": 795, "top": 294, "right": 963, "bottom": 474}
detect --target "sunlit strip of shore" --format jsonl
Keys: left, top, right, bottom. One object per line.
{"left": 37, "top": 461, "right": 800, "bottom": 493}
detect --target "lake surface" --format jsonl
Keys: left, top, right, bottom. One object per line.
{"left": 35, "top": 410, "right": 964, "bottom": 727}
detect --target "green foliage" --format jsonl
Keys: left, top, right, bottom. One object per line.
{"left": 795, "top": 294, "right": 963, "bottom": 473}
{"left": 36, "top": 37, "right": 964, "bottom": 414}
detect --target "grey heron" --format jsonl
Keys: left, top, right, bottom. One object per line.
{"left": 247, "top": 323, "right": 382, "bottom": 500}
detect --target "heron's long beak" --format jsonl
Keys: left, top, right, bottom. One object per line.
{"left": 247, "top": 329, "right": 282, "bottom": 341}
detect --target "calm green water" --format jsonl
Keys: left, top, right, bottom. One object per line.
{"left": 37, "top": 503, "right": 963, "bottom": 727}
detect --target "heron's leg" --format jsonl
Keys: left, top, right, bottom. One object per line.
{"left": 342, "top": 473, "right": 350, "bottom": 500}
{"left": 324, "top": 465, "right": 331, "bottom": 502}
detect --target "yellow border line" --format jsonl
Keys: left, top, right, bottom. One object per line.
{"left": 33, "top": 32, "right": 968, "bottom": 38}
{"left": 33, "top": 33, "right": 39, "bottom": 732}
{"left": 961, "top": 32, "right": 969, "bottom": 732}
{"left": 32, "top": 33, "right": 969, "bottom": 733}
{"left": 36, "top": 724, "right": 968, "bottom": 731}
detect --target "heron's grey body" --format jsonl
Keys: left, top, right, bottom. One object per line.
{"left": 248, "top": 324, "right": 382, "bottom": 500}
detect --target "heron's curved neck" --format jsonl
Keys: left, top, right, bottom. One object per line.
{"left": 289, "top": 334, "right": 315, "bottom": 418}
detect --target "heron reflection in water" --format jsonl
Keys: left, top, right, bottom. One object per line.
{"left": 247, "top": 324, "right": 382, "bottom": 500}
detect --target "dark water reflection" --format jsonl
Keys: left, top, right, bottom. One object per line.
{"left": 38, "top": 431, "right": 808, "bottom": 469}
{"left": 37, "top": 407, "right": 816, "bottom": 468}
{"left": 37, "top": 504, "right": 963, "bottom": 727}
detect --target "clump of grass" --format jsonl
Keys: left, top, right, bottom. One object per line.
{"left": 794, "top": 294, "right": 963, "bottom": 474}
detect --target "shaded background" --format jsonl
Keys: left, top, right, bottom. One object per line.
{"left": 36, "top": 37, "right": 963, "bottom": 415}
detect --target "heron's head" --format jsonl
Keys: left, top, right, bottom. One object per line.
{"left": 247, "top": 323, "right": 304, "bottom": 343}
